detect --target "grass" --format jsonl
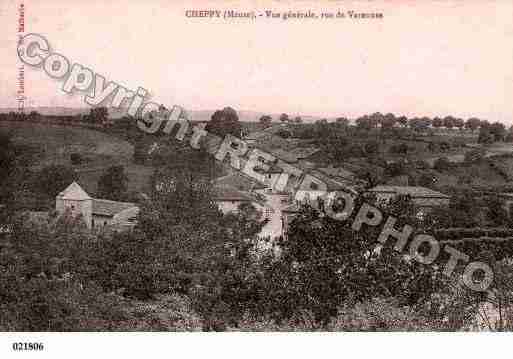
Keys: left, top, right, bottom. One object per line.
{"left": 1, "top": 120, "right": 155, "bottom": 197}
{"left": 0, "top": 121, "right": 134, "bottom": 166}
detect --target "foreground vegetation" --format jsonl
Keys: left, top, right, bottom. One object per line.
{"left": 2, "top": 109, "right": 513, "bottom": 331}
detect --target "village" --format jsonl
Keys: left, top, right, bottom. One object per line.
{"left": 2, "top": 106, "right": 513, "bottom": 332}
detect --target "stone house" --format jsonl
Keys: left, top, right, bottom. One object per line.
{"left": 56, "top": 182, "right": 139, "bottom": 230}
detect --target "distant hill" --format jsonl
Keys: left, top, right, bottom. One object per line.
{"left": 0, "top": 106, "right": 88, "bottom": 117}
{"left": 0, "top": 107, "right": 327, "bottom": 123}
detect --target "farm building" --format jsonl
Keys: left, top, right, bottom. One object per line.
{"left": 56, "top": 182, "right": 139, "bottom": 231}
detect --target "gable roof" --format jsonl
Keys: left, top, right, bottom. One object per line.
{"left": 213, "top": 186, "right": 256, "bottom": 202}
{"left": 254, "top": 163, "right": 284, "bottom": 174}
{"left": 213, "top": 172, "right": 267, "bottom": 191}
{"left": 213, "top": 185, "right": 267, "bottom": 208}
{"left": 92, "top": 199, "right": 137, "bottom": 217}
{"left": 295, "top": 169, "right": 358, "bottom": 194}
{"left": 289, "top": 147, "right": 321, "bottom": 159}
{"left": 58, "top": 182, "right": 92, "bottom": 201}
{"left": 282, "top": 203, "right": 300, "bottom": 213}
{"left": 367, "top": 186, "right": 450, "bottom": 199}
{"left": 318, "top": 165, "right": 356, "bottom": 180}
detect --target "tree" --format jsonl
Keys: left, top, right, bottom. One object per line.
{"left": 385, "top": 160, "right": 407, "bottom": 177}
{"left": 364, "top": 140, "right": 380, "bottom": 156}
{"left": 279, "top": 113, "right": 289, "bottom": 123}
{"left": 335, "top": 117, "right": 349, "bottom": 127}
{"left": 70, "top": 153, "right": 83, "bottom": 165}
{"left": 418, "top": 173, "right": 437, "bottom": 187}
{"left": 293, "top": 116, "right": 302, "bottom": 124}
{"left": 347, "top": 143, "right": 365, "bottom": 158}
{"left": 0, "top": 132, "right": 17, "bottom": 205}
{"left": 32, "top": 165, "right": 77, "bottom": 200}
{"left": 257, "top": 195, "right": 444, "bottom": 327}
{"left": 381, "top": 113, "right": 396, "bottom": 130}
{"left": 480, "top": 120, "right": 490, "bottom": 129}
{"left": 205, "top": 107, "right": 242, "bottom": 138}
{"left": 396, "top": 116, "right": 408, "bottom": 128}
{"left": 432, "top": 117, "right": 443, "bottom": 128}
{"left": 443, "top": 116, "right": 455, "bottom": 129}
{"left": 506, "top": 126, "right": 513, "bottom": 142}
{"left": 484, "top": 195, "right": 509, "bottom": 226}
{"left": 97, "top": 165, "right": 129, "bottom": 201}
{"left": 389, "top": 143, "right": 409, "bottom": 155}
{"left": 465, "top": 118, "right": 481, "bottom": 132}
{"left": 0, "top": 132, "right": 15, "bottom": 186}
{"left": 478, "top": 128, "right": 495, "bottom": 144}
{"left": 0, "top": 214, "right": 132, "bottom": 330}
{"left": 453, "top": 118, "right": 465, "bottom": 130}
{"left": 433, "top": 157, "right": 451, "bottom": 172}
{"left": 259, "top": 115, "right": 272, "bottom": 128}
{"left": 355, "top": 115, "right": 377, "bottom": 130}
{"left": 489, "top": 122, "right": 506, "bottom": 142}
{"left": 87, "top": 107, "right": 109, "bottom": 125}
{"left": 322, "top": 134, "right": 348, "bottom": 162}
{"left": 464, "top": 149, "right": 485, "bottom": 163}
{"left": 140, "top": 161, "right": 266, "bottom": 328}
{"left": 27, "top": 111, "right": 41, "bottom": 121}
{"left": 313, "top": 119, "right": 330, "bottom": 139}
{"left": 276, "top": 129, "right": 292, "bottom": 139}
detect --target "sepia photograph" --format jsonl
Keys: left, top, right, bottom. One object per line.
{"left": 0, "top": 0, "right": 513, "bottom": 357}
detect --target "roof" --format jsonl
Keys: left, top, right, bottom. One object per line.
{"left": 213, "top": 185, "right": 265, "bottom": 206}
{"left": 57, "top": 182, "right": 92, "bottom": 201}
{"left": 289, "top": 147, "right": 321, "bottom": 159}
{"left": 318, "top": 165, "right": 356, "bottom": 180}
{"left": 367, "top": 186, "right": 450, "bottom": 199}
{"left": 297, "top": 170, "right": 358, "bottom": 194}
{"left": 92, "top": 199, "right": 137, "bottom": 217}
{"left": 213, "top": 172, "right": 267, "bottom": 191}
{"left": 282, "top": 203, "right": 300, "bottom": 213}
{"left": 256, "top": 146, "right": 298, "bottom": 163}
{"left": 254, "top": 163, "right": 284, "bottom": 174}
{"left": 245, "top": 131, "right": 269, "bottom": 141}
{"left": 200, "top": 132, "right": 223, "bottom": 154}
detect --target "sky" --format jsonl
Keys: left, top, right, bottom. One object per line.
{"left": 1, "top": 0, "right": 512, "bottom": 123}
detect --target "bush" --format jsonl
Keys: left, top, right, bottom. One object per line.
{"left": 433, "top": 157, "right": 451, "bottom": 171}
{"left": 364, "top": 141, "right": 380, "bottom": 156}
{"left": 276, "top": 129, "right": 291, "bottom": 139}
{"left": 415, "top": 160, "right": 431, "bottom": 170}
{"left": 464, "top": 149, "right": 485, "bottom": 163}
{"left": 70, "top": 153, "right": 83, "bottom": 165}
{"left": 389, "top": 143, "right": 409, "bottom": 155}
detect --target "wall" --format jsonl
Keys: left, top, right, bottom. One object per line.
{"left": 56, "top": 197, "right": 93, "bottom": 228}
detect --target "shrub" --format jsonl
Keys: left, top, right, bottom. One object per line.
{"left": 433, "top": 157, "right": 451, "bottom": 171}
{"left": 464, "top": 149, "right": 485, "bottom": 163}
{"left": 70, "top": 153, "right": 83, "bottom": 165}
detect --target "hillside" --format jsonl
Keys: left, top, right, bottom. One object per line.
{"left": 0, "top": 120, "right": 153, "bottom": 195}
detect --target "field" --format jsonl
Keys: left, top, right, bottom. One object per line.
{"left": 0, "top": 121, "right": 154, "bottom": 196}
